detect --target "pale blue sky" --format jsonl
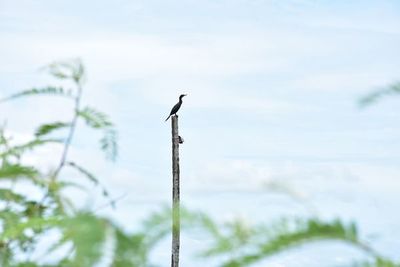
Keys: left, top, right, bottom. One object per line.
{"left": 1, "top": 0, "right": 400, "bottom": 265}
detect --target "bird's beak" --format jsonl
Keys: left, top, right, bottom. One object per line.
{"left": 183, "top": 94, "right": 187, "bottom": 97}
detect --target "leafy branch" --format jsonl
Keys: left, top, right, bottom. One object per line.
{"left": 0, "top": 59, "right": 120, "bottom": 265}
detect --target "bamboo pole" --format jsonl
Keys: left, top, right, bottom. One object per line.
{"left": 171, "top": 115, "right": 180, "bottom": 267}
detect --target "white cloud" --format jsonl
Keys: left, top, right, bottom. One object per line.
{"left": 185, "top": 158, "right": 400, "bottom": 199}
{"left": 1, "top": 2, "right": 400, "bottom": 250}
{"left": 289, "top": 71, "right": 398, "bottom": 92}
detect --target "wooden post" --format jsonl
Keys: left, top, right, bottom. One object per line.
{"left": 171, "top": 115, "right": 180, "bottom": 267}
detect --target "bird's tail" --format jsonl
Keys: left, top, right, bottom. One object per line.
{"left": 165, "top": 115, "right": 171, "bottom": 121}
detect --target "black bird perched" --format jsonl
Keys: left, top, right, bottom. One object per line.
{"left": 165, "top": 94, "right": 187, "bottom": 121}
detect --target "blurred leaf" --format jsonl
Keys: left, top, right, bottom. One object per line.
{"left": 46, "top": 58, "right": 85, "bottom": 85}
{"left": 0, "top": 216, "right": 60, "bottom": 241}
{"left": 0, "top": 87, "right": 73, "bottom": 102}
{"left": 0, "top": 188, "right": 26, "bottom": 204}
{"left": 0, "top": 138, "right": 61, "bottom": 159}
{"left": 100, "top": 128, "right": 118, "bottom": 161}
{"left": 48, "top": 180, "right": 86, "bottom": 192}
{"left": 360, "top": 82, "right": 400, "bottom": 106}
{"left": 141, "top": 206, "right": 172, "bottom": 246}
{"left": 0, "top": 164, "right": 38, "bottom": 180}
{"left": 14, "top": 262, "right": 40, "bottom": 267}
{"left": 112, "top": 229, "right": 148, "bottom": 267}
{"left": 61, "top": 213, "right": 106, "bottom": 267}
{"left": 38, "top": 213, "right": 109, "bottom": 267}
{"left": 218, "top": 218, "right": 361, "bottom": 267}
{"left": 66, "top": 161, "right": 99, "bottom": 185}
{"left": 78, "top": 106, "right": 113, "bottom": 129}
{"left": 353, "top": 258, "right": 400, "bottom": 267}
{"left": 35, "top": 122, "right": 70, "bottom": 137}
{"left": 23, "top": 201, "right": 47, "bottom": 217}
{"left": 0, "top": 209, "right": 20, "bottom": 232}
{"left": 0, "top": 127, "right": 10, "bottom": 146}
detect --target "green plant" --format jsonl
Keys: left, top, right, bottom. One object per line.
{"left": 0, "top": 59, "right": 125, "bottom": 266}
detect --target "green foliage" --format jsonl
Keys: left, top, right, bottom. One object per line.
{"left": 0, "top": 188, "right": 26, "bottom": 203}
{"left": 354, "top": 258, "right": 400, "bottom": 267}
{"left": 0, "top": 60, "right": 120, "bottom": 265}
{"left": 78, "top": 107, "right": 113, "bottom": 129}
{"left": 0, "top": 87, "right": 73, "bottom": 102}
{"left": 0, "top": 164, "right": 38, "bottom": 180}
{"left": 137, "top": 207, "right": 400, "bottom": 267}
{"left": 360, "top": 82, "right": 400, "bottom": 106}
{"left": 0, "top": 216, "right": 60, "bottom": 241}
{"left": 0, "top": 138, "right": 61, "bottom": 159}
{"left": 61, "top": 213, "right": 107, "bottom": 267}
{"left": 46, "top": 58, "right": 86, "bottom": 85}
{"left": 217, "top": 218, "right": 359, "bottom": 266}
{"left": 112, "top": 229, "right": 148, "bottom": 267}
{"left": 35, "top": 122, "right": 70, "bottom": 137}
{"left": 141, "top": 206, "right": 175, "bottom": 246}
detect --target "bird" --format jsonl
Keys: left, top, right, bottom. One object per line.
{"left": 165, "top": 94, "right": 187, "bottom": 121}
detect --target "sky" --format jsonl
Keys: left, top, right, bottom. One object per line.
{"left": 1, "top": 0, "right": 400, "bottom": 266}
